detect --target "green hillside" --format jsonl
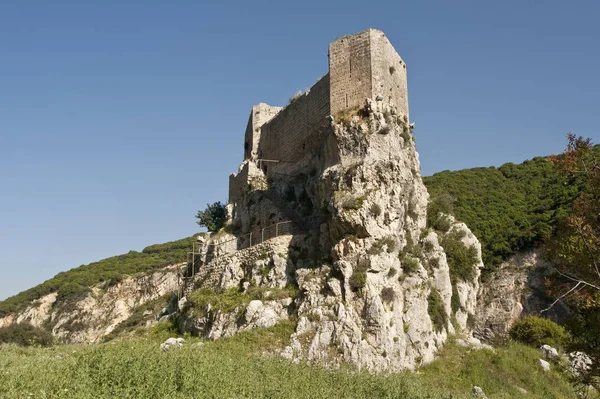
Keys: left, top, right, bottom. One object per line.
{"left": 0, "top": 236, "right": 196, "bottom": 316}
{"left": 423, "top": 146, "right": 599, "bottom": 275}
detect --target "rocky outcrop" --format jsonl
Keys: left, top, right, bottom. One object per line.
{"left": 180, "top": 99, "right": 484, "bottom": 371}
{"left": 473, "top": 249, "right": 572, "bottom": 343}
{"left": 0, "top": 265, "right": 181, "bottom": 343}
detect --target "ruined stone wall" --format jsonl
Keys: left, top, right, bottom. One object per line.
{"left": 369, "top": 30, "right": 409, "bottom": 120}
{"left": 328, "top": 30, "right": 373, "bottom": 116}
{"left": 244, "top": 103, "right": 283, "bottom": 160}
{"left": 257, "top": 74, "right": 330, "bottom": 176}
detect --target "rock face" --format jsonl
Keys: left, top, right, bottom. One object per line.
{"left": 473, "top": 249, "right": 572, "bottom": 343}
{"left": 0, "top": 266, "right": 181, "bottom": 343}
{"left": 178, "top": 99, "right": 484, "bottom": 371}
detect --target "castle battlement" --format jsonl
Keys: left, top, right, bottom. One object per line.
{"left": 230, "top": 28, "right": 408, "bottom": 204}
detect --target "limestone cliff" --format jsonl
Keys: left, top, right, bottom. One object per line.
{"left": 178, "top": 99, "right": 484, "bottom": 371}
{"left": 474, "top": 249, "right": 572, "bottom": 344}
{"left": 0, "top": 265, "right": 181, "bottom": 343}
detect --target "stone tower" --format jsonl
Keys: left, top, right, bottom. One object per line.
{"left": 329, "top": 29, "right": 409, "bottom": 121}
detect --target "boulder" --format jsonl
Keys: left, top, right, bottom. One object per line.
{"left": 540, "top": 344, "right": 559, "bottom": 361}
{"left": 537, "top": 358, "right": 551, "bottom": 372}
{"left": 160, "top": 337, "right": 184, "bottom": 351}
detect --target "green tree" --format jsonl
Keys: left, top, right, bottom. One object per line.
{"left": 547, "top": 134, "right": 600, "bottom": 389}
{"left": 196, "top": 202, "right": 227, "bottom": 232}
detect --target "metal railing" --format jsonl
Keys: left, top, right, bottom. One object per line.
{"left": 181, "top": 216, "right": 320, "bottom": 282}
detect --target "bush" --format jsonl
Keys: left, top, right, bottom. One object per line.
{"left": 440, "top": 230, "right": 478, "bottom": 283}
{"left": 369, "top": 203, "right": 382, "bottom": 217}
{"left": 509, "top": 316, "right": 569, "bottom": 349}
{"left": 0, "top": 323, "right": 53, "bottom": 347}
{"left": 400, "top": 256, "right": 419, "bottom": 275}
{"left": 381, "top": 287, "right": 396, "bottom": 303}
{"left": 367, "top": 236, "right": 396, "bottom": 255}
{"left": 426, "top": 195, "right": 454, "bottom": 232}
{"left": 451, "top": 283, "right": 462, "bottom": 313}
{"left": 349, "top": 271, "right": 367, "bottom": 292}
{"left": 428, "top": 289, "right": 447, "bottom": 333}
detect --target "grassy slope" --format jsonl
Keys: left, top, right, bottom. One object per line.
{"left": 0, "top": 323, "right": 588, "bottom": 399}
{"left": 0, "top": 236, "right": 196, "bottom": 316}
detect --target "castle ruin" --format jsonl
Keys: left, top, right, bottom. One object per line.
{"left": 229, "top": 29, "right": 409, "bottom": 209}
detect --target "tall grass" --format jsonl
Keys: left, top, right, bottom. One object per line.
{"left": 0, "top": 324, "right": 588, "bottom": 398}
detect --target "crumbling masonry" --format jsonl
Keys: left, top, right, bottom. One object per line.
{"left": 229, "top": 28, "right": 409, "bottom": 228}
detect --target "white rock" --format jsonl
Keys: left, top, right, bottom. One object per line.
{"left": 472, "top": 386, "right": 488, "bottom": 398}
{"left": 537, "top": 358, "right": 551, "bottom": 372}
{"left": 160, "top": 337, "right": 184, "bottom": 351}
{"left": 568, "top": 351, "right": 592, "bottom": 376}
{"left": 540, "top": 344, "right": 558, "bottom": 361}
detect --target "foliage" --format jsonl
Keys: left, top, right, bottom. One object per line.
{"left": 381, "top": 287, "right": 396, "bottom": 303}
{"left": 428, "top": 289, "right": 447, "bottom": 333}
{"left": 423, "top": 148, "right": 595, "bottom": 273}
{"left": 195, "top": 201, "right": 227, "bottom": 232}
{"left": 187, "top": 288, "right": 251, "bottom": 316}
{"left": 0, "top": 323, "right": 53, "bottom": 347}
{"left": 0, "top": 328, "right": 584, "bottom": 398}
{"left": 349, "top": 271, "right": 367, "bottom": 292}
{"left": 369, "top": 203, "right": 382, "bottom": 217}
{"left": 451, "top": 283, "right": 462, "bottom": 314}
{"left": 509, "top": 316, "right": 570, "bottom": 349}
{"left": 367, "top": 236, "right": 396, "bottom": 255}
{"left": 546, "top": 135, "right": 600, "bottom": 389}
{"left": 440, "top": 230, "right": 478, "bottom": 283}
{"left": 0, "top": 236, "right": 195, "bottom": 316}
{"left": 400, "top": 256, "right": 420, "bottom": 276}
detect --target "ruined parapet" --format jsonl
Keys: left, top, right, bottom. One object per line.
{"left": 244, "top": 103, "right": 283, "bottom": 161}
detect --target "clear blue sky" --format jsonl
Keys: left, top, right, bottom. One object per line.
{"left": 1, "top": 1, "right": 599, "bottom": 300}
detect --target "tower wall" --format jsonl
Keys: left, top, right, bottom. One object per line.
{"left": 257, "top": 73, "right": 330, "bottom": 174}
{"left": 328, "top": 30, "right": 373, "bottom": 116}
{"left": 369, "top": 29, "right": 409, "bottom": 120}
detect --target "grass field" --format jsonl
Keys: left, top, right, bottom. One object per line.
{"left": 0, "top": 323, "right": 590, "bottom": 398}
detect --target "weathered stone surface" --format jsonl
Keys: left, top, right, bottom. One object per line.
{"left": 538, "top": 358, "right": 551, "bottom": 372}
{"left": 472, "top": 386, "right": 488, "bottom": 398}
{"left": 541, "top": 344, "right": 559, "bottom": 361}
{"left": 474, "top": 249, "right": 572, "bottom": 343}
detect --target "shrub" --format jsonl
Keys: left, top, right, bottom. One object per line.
{"left": 369, "top": 203, "right": 382, "bottom": 217}
{"left": 428, "top": 289, "right": 447, "bottom": 333}
{"left": 426, "top": 195, "right": 454, "bottom": 232}
{"left": 0, "top": 323, "right": 53, "bottom": 347}
{"left": 367, "top": 236, "right": 396, "bottom": 255}
{"left": 349, "top": 271, "right": 367, "bottom": 292}
{"left": 451, "top": 283, "right": 462, "bottom": 314}
{"left": 509, "top": 316, "right": 570, "bottom": 349}
{"left": 381, "top": 287, "right": 396, "bottom": 303}
{"left": 441, "top": 230, "right": 478, "bottom": 283}
{"left": 400, "top": 256, "right": 419, "bottom": 275}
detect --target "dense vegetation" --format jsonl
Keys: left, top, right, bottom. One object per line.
{"left": 509, "top": 316, "right": 570, "bottom": 349}
{"left": 0, "top": 323, "right": 54, "bottom": 347}
{"left": 423, "top": 146, "right": 599, "bottom": 274}
{"left": 0, "top": 236, "right": 196, "bottom": 316}
{"left": 0, "top": 323, "right": 585, "bottom": 398}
